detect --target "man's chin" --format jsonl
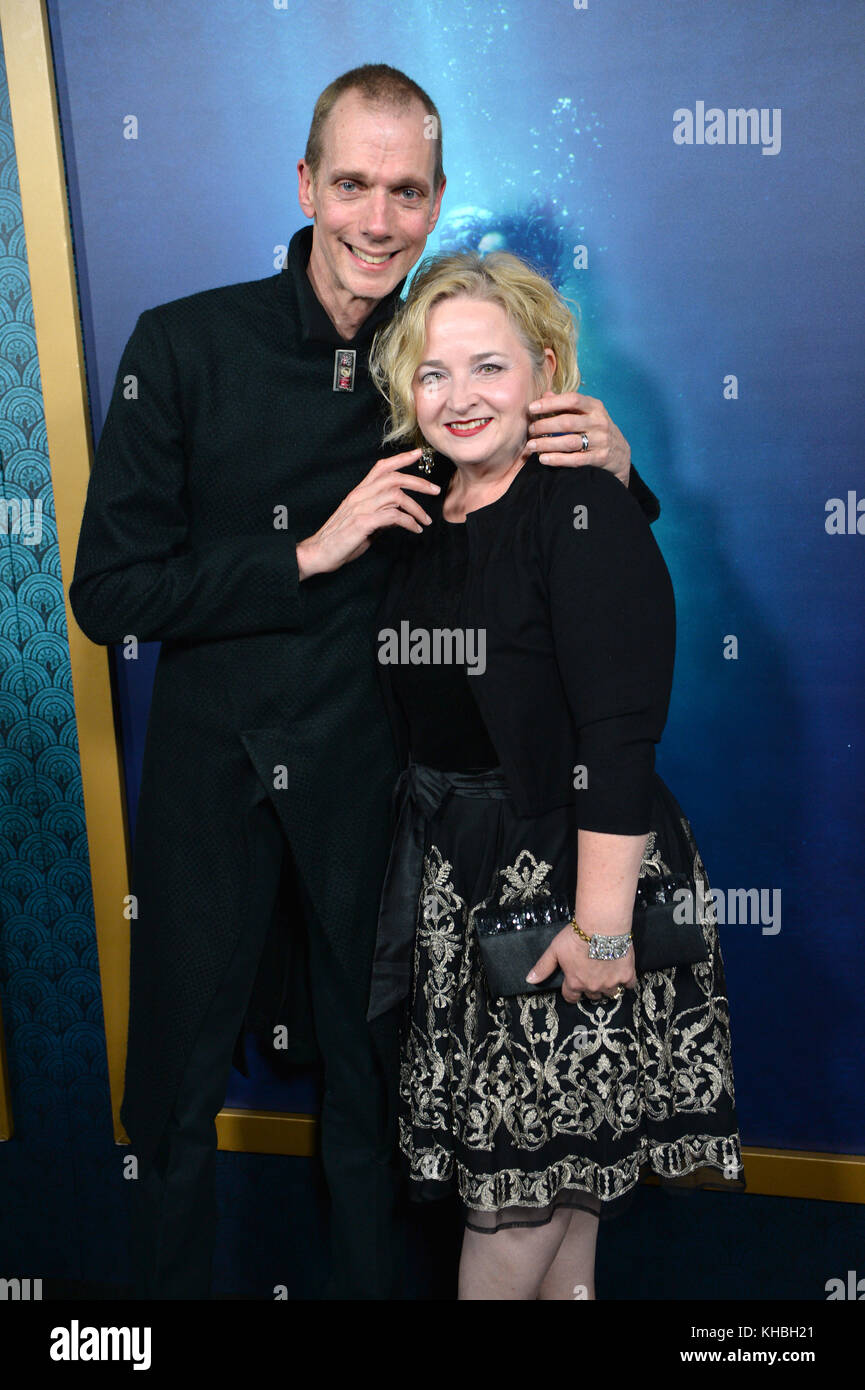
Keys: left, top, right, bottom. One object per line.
{"left": 351, "top": 274, "right": 404, "bottom": 301}
{"left": 341, "top": 243, "right": 406, "bottom": 296}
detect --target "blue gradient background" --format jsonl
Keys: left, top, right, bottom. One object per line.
{"left": 47, "top": 0, "right": 865, "bottom": 1150}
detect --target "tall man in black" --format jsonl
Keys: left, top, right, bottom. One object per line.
{"left": 70, "top": 65, "right": 658, "bottom": 1300}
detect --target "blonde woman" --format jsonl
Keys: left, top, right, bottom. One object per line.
{"left": 364, "top": 251, "right": 744, "bottom": 1300}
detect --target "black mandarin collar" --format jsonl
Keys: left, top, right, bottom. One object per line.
{"left": 280, "top": 224, "right": 408, "bottom": 347}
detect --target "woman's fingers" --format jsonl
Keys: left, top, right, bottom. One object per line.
{"left": 526, "top": 944, "right": 561, "bottom": 985}
{"left": 565, "top": 965, "right": 636, "bottom": 1002}
{"left": 525, "top": 939, "right": 634, "bottom": 1006}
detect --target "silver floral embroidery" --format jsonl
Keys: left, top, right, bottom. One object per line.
{"left": 497, "top": 848, "right": 555, "bottom": 903}
{"left": 639, "top": 830, "right": 668, "bottom": 878}
{"left": 399, "top": 830, "right": 742, "bottom": 1216}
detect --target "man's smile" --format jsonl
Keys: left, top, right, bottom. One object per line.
{"left": 344, "top": 242, "right": 401, "bottom": 268}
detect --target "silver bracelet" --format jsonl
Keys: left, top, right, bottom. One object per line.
{"left": 572, "top": 916, "right": 634, "bottom": 961}
{"left": 588, "top": 932, "right": 633, "bottom": 961}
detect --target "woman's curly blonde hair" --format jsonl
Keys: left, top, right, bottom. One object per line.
{"left": 368, "top": 250, "right": 581, "bottom": 447}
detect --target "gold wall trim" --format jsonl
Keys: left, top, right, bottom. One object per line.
{"left": 2, "top": 1, "right": 863, "bottom": 1211}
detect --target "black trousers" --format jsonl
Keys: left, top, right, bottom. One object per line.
{"left": 128, "top": 779, "right": 405, "bottom": 1300}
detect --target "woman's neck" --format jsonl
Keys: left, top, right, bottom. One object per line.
{"left": 442, "top": 450, "right": 527, "bottom": 522}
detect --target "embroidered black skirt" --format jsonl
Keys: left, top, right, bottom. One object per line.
{"left": 368, "top": 762, "right": 746, "bottom": 1233}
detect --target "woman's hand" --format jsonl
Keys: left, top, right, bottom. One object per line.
{"left": 296, "top": 449, "right": 441, "bottom": 578}
{"left": 528, "top": 830, "right": 646, "bottom": 1001}
{"left": 527, "top": 925, "right": 637, "bottom": 1003}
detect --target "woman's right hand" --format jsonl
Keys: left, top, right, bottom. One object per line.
{"left": 296, "top": 449, "right": 441, "bottom": 578}
{"left": 528, "top": 925, "right": 637, "bottom": 1003}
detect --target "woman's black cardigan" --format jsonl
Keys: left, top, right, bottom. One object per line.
{"left": 373, "top": 454, "right": 676, "bottom": 835}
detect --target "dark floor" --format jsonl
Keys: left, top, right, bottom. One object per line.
{"left": 2, "top": 1136, "right": 862, "bottom": 1302}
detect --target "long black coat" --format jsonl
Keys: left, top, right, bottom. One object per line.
{"left": 70, "top": 227, "right": 407, "bottom": 1168}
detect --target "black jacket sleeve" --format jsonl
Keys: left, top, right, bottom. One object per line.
{"left": 69, "top": 309, "right": 306, "bottom": 645}
{"left": 545, "top": 466, "right": 675, "bottom": 833}
{"left": 626, "top": 461, "right": 660, "bottom": 522}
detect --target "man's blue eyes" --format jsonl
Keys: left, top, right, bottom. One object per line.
{"left": 337, "top": 182, "right": 421, "bottom": 199}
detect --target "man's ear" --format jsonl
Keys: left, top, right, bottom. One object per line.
{"left": 297, "top": 159, "right": 316, "bottom": 219}
{"left": 427, "top": 174, "right": 447, "bottom": 235}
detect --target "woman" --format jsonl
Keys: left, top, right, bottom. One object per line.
{"left": 365, "top": 251, "right": 745, "bottom": 1300}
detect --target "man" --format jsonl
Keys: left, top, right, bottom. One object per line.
{"left": 70, "top": 64, "right": 658, "bottom": 1300}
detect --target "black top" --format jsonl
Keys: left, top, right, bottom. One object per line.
{"left": 389, "top": 516, "right": 500, "bottom": 771}
{"left": 375, "top": 457, "right": 676, "bottom": 833}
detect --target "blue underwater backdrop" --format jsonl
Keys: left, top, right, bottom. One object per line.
{"left": 1, "top": 4, "right": 862, "bottom": 1243}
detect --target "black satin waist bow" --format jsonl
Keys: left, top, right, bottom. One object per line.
{"left": 366, "top": 762, "right": 509, "bottom": 1021}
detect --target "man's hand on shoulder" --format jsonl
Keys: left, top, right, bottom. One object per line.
{"left": 523, "top": 390, "right": 631, "bottom": 485}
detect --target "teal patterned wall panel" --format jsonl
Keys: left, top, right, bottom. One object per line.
{"left": 0, "top": 31, "right": 108, "bottom": 1148}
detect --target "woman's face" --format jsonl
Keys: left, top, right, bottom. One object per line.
{"left": 412, "top": 296, "right": 555, "bottom": 471}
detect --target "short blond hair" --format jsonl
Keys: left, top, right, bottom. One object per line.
{"left": 304, "top": 64, "right": 444, "bottom": 193}
{"left": 369, "top": 251, "right": 580, "bottom": 446}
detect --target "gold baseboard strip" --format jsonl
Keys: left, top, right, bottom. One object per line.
{"left": 216, "top": 1108, "right": 317, "bottom": 1157}
{"left": 640, "top": 1145, "right": 865, "bottom": 1204}
{"left": 212, "top": 1114, "right": 865, "bottom": 1206}
{"left": 737, "top": 1146, "right": 865, "bottom": 1204}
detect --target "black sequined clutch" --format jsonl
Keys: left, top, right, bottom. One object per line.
{"left": 473, "top": 873, "right": 707, "bottom": 998}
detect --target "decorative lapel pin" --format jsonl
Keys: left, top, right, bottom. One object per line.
{"left": 333, "top": 349, "right": 356, "bottom": 391}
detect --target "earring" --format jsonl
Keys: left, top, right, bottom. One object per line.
{"left": 418, "top": 444, "right": 434, "bottom": 475}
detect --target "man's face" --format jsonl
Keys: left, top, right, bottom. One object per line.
{"left": 298, "top": 90, "right": 445, "bottom": 306}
